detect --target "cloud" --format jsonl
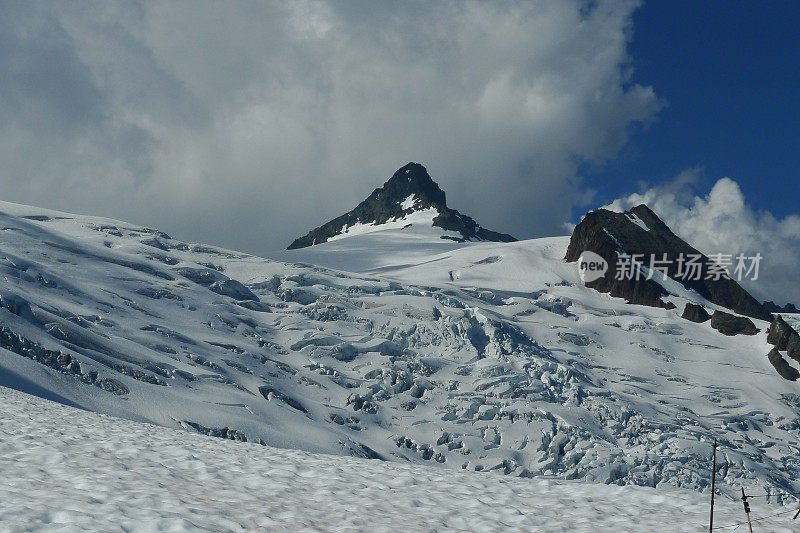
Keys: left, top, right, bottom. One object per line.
{"left": 0, "top": 0, "right": 660, "bottom": 252}
{"left": 605, "top": 173, "right": 800, "bottom": 306}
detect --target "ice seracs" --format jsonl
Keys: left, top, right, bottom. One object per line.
{"left": 1, "top": 197, "right": 800, "bottom": 503}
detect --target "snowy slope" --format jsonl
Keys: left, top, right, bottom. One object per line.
{"left": 2, "top": 200, "right": 800, "bottom": 504}
{"left": 2, "top": 385, "right": 798, "bottom": 532}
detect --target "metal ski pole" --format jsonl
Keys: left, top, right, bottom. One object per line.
{"left": 709, "top": 439, "right": 716, "bottom": 533}
{"left": 741, "top": 487, "right": 753, "bottom": 533}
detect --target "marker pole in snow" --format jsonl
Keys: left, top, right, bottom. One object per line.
{"left": 709, "top": 439, "right": 716, "bottom": 533}
{"left": 741, "top": 488, "right": 753, "bottom": 533}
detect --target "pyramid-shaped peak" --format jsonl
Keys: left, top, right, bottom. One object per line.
{"left": 378, "top": 162, "right": 446, "bottom": 207}
{"left": 286, "top": 163, "right": 516, "bottom": 249}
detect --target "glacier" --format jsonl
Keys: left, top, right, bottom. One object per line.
{"left": 1, "top": 198, "right": 799, "bottom": 509}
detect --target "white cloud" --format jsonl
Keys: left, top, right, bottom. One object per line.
{"left": 606, "top": 173, "right": 800, "bottom": 306}
{"left": 0, "top": 0, "right": 660, "bottom": 252}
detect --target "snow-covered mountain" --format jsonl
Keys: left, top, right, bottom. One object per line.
{"left": 2, "top": 197, "right": 800, "bottom": 504}
{"left": 287, "top": 162, "right": 516, "bottom": 249}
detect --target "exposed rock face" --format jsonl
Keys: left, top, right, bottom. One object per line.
{"left": 682, "top": 303, "right": 710, "bottom": 323}
{"left": 710, "top": 311, "right": 759, "bottom": 336}
{"left": 287, "top": 163, "right": 516, "bottom": 249}
{"left": 767, "top": 315, "right": 800, "bottom": 362}
{"left": 565, "top": 204, "right": 772, "bottom": 321}
{"left": 764, "top": 301, "right": 800, "bottom": 314}
{"left": 564, "top": 207, "right": 674, "bottom": 309}
{"left": 768, "top": 348, "right": 800, "bottom": 381}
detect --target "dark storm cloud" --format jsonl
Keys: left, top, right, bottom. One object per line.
{"left": 0, "top": 5, "right": 102, "bottom": 133}
{"left": 0, "top": 0, "right": 661, "bottom": 252}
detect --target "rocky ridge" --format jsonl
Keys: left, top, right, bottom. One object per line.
{"left": 287, "top": 163, "right": 516, "bottom": 249}
{"left": 564, "top": 205, "right": 772, "bottom": 321}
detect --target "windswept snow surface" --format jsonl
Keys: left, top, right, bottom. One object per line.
{"left": 1, "top": 199, "right": 800, "bottom": 513}
{"left": 1, "top": 386, "right": 798, "bottom": 532}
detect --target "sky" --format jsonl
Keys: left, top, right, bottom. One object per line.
{"left": 0, "top": 0, "right": 798, "bottom": 303}
{"left": 589, "top": 1, "right": 800, "bottom": 216}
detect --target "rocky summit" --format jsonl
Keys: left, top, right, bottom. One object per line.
{"left": 564, "top": 204, "right": 773, "bottom": 321}
{"left": 764, "top": 301, "right": 800, "bottom": 314}
{"left": 287, "top": 163, "right": 516, "bottom": 249}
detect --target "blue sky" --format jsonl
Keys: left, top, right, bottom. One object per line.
{"left": 587, "top": 0, "right": 800, "bottom": 218}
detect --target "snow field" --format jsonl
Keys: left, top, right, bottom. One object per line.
{"left": 0, "top": 386, "right": 796, "bottom": 532}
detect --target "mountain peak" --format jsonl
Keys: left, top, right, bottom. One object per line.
{"left": 362, "top": 162, "right": 446, "bottom": 215}
{"left": 386, "top": 162, "right": 444, "bottom": 203}
{"left": 286, "top": 163, "right": 515, "bottom": 249}
{"left": 565, "top": 204, "right": 773, "bottom": 321}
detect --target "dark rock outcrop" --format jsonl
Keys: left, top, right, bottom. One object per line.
{"left": 767, "top": 315, "right": 800, "bottom": 362}
{"left": 287, "top": 163, "right": 516, "bottom": 249}
{"left": 564, "top": 207, "right": 674, "bottom": 309}
{"left": 768, "top": 348, "right": 800, "bottom": 381}
{"left": 682, "top": 303, "right": 711, "bottom": 323}
{"left": 565, "top": 204, "right": 773, "bottom": 321}
{"left": 764, "top": 301, "right": 800, "bottom": 314}
{"left": 710, "top": 311, "right": 759, "bottom": 336}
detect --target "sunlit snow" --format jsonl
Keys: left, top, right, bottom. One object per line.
{"left": 1, "top": 386, "right": 797, "bottom": 532}
{"left": 1, "top": 199, "right": 799, "bottom": 530}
